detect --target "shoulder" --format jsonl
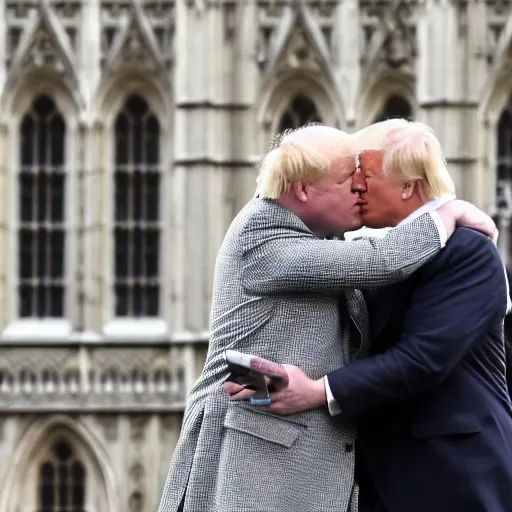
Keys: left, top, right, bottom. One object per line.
{"left": 416, "top": 228, "right": 503, "bottom": 284}
{"left": 441, "top": 227, "right": 501, "bottom": 267}
{"left": 241, "top": 198, "right": 315, "bottom": 238}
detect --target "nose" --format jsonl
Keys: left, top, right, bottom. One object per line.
{"left": 351, "top": 169, "right": 367, "bottom": 193}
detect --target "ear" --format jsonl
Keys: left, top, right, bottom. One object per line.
{"left": 291, "top": 181, "right": 308, "bottom": 202}
{"left": 402, "top": 181, "right": 415, "bottom": 200}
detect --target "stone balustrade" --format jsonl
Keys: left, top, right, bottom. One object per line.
{"left": 0, "top": 338, "right": 209, "bottom": 412}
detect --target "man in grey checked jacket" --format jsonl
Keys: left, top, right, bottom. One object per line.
{"left": 158, "top": 125, "right": 495, "bottom": 512}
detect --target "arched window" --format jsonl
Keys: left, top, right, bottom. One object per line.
{"left": 38, "top": 439, "right": 85, "bottom": 512}
{"left": 278, "top": 95, "right": 322, "bottom": 133}
{"left": 19, "top": 94, "right": 66, "bottom": 318}
{"left": 496, "top": 99, "right": 512, "bottom": 256}
{"left": 374, "top": 95, "right": 413, "bottom": 122}
{"left": 496, "top": 97, "right": 512, "bottom": 342}
{"left": 114, "top": 95, "right": 161, "bottom": 317}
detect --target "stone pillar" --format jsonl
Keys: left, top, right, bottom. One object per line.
{"left": 0, "top": 0, "right": 8, "bottom": 331}
{"left": 173, "top": 2, "right": 243, "bottom": 334}
{"left": 334, "top": 0, "right": 360, "bottom": 130}
{"left": 80, "top": 0, "right": 102, "bottom": 331}
{"left": 417, "top": 0, "right": 482, "bottom": 202}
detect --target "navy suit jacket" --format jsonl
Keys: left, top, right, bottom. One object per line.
{"left": 506, "top": 339, "right": 512, "bottom": 396}
{"left": 328, "top": 228, "right": 512, "bottom": 512}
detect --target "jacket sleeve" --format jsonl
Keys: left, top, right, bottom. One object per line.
{"left": 242, "top": 212, "right": 442, "bottom": 294}
{"left": 326, "top": 231, "right": 508, "bottom": 417}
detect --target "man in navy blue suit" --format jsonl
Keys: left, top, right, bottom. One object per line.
{"left": 329, "top": 140, "right": 512, "bottom": 512}
{"left": 225, "top": 120, "right": 512, "bottom": 511}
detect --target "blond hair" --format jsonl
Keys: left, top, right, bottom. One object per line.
{"left": 357, "top": 119, "right": 455, "bottom": 200}
{"left": 256, "top": 125, "right": 351, "bottom": 199}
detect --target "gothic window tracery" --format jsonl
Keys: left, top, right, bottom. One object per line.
{"left": 495, "top": 97, "right": 512, "bottom": 258}
{"left": 496, "top": 96, "right": 512, "bottom": 337}
{"left": 113, "top": 95, "right": 161, "bottom": 317}
{"left": 277, "top": 95, "right": 322, "bottom": 133}
{"left": 374, "top": 94, "right": 413, "bottom": 122}
{"left": 19, "top": 94, "right": 66, "bottom": 318}
{"left": 38, "top": 439, "right": 85, "bottom": 512}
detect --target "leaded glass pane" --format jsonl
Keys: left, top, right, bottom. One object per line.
{"left": 278, "top": 95, "right": 322, "bottom": 133}
{"left": 18, "top": 95, "right": 66, "bottom": 318}
{"left": 38, "top": 440, "right": 85, "bottom": 512}
{"left": 113, "top": 95, "right": 161, "bottom": 317}
{"left": 374, "top": 95, "right": 413, "bottom": 122}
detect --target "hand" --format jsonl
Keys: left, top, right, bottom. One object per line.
{"left": 223, "top": 365, "right": 326, "bottom": 415}
{"left": 268, "top": 365, "right": 325, "bottom": 415}
{"left": 437, "top": 199, "right": 498, "bottom": 243}
{"left": 223, "top": 381, "right": 256, "bottom": 401}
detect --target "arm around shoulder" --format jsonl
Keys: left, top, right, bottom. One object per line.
{"left": 326, "top": 230, "right": 507, "bottom": 417}
{"left": 242, "top": 212, "right": 443, "bottom": 295}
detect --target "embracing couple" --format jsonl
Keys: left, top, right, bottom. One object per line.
{"left": 159, "top": 119, "right": 512, "bottom": 512}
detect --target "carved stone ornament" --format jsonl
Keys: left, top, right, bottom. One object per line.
{"left": 130, "top": 415, "right": 149, "bottom": 442}
{"left": 360, "top": 0, "right": 417, "bottom": 78}
{"left": 257, "top": 2, "right": 335, "bottom": 82}
{"left": 97, "top": 415, "right": 119, "bottom": 442}
{"left": 5, "top": 0, "right": 80, "bottom": 90}
{"left": 101, "top": 0, "right": 173, "bottom": 73}
{"left": 486, "top": 0, "right": 512, "bottom": 65}
{"left": 130, "top": 461, "right": 144, "bottom": 483}
{"left": 22, "top": 28, "right": 66, "bottom": 72}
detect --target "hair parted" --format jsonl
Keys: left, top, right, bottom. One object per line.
{"left": 256, "top": 123, "right": 331, "bottom": 199}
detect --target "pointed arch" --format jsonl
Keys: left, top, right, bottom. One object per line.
{"left": 262, "top": 3, "right": 334, "bottom": 86}
{"left": 104, "top": 2, "right": 167, "bottom": 80}
{"left": 361, "top": 0, "right": 415, "bottom": 82}
{"left": 374, "top": 95, "right": 413, "bottom": 122}
{"left": 476, "top": 34, "right": 512, "bottom": 260}
{"left": 357, "top": 70, "right": 416, "bottom": 128}
{"left": 1, "top": 76, "right": 79, "bottom": 336}
{"left": 112, "top": 94, "right": 162, "bottom": 319}
{"left": 480, "top": 14, "right": 512, "bottom": 124}
{"left": 92, "top": 73, "right": 172, "bottom": 337}
{"left": 94, "top": 72, "right": 170, "bottom": 130}
{"left": 277, "top": 95, "right": 322, "bottom": 133}
{"left": 4, "top": 1, "right": 83, "bottom": 107}
{"left": 257, "top": 72, "right": 344, "bottom": 152}
{"left": 18, "top": 94, "right": 67, "bottom": 319}
{"left": 476, "top": 21, "right": 512, "bottom": 217}
{"left": 0, "top": 415, "right": 118, "bottom": 512}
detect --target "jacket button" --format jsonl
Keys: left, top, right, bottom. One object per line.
{"left": 345, "top": 443, "right": 354, "bottom": 453}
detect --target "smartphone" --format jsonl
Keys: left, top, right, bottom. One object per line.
{"left": 224, "top": 350, "right": 288, "bottom": 406}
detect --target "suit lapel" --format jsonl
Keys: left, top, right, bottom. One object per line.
{"left": 344, "top": 289, "right": 371, "bottom": 359}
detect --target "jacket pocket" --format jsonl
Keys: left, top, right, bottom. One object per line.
{"left": 410, "top": 413, "right": 483, "bottom": 439}
{"left": 224, "top": 405, "right": 305, "bottom": 448}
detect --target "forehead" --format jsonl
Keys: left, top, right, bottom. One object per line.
{"left": 359, "top": 150, "right": 383, "bottom": 174}
{"left": 331, "top": 153, "right": 357, "bottom": 175}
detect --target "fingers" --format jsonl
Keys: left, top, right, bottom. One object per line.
{"left": 250, "top": 358, "right": 289, "bottom": 381}
{"left": 222, "top": 382, "right": 256, "bottom": 400}
{"left": 230, "top": 388, "right": 256, "bottom": 400}
{"left": 223, "top": 382, "right": 245, "bottom": 394}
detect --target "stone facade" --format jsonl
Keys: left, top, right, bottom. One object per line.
{"left": 0, "top": 0, "right": 511, "bottom": 510}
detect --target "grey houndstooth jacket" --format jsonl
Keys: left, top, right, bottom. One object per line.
{"left": 158, "top": 198, "right": 442, "bottom": 512}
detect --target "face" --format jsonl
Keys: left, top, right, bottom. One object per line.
{"left": 302, "top": 154, "right": 363, "bottom": 234}
{"left": 352, "top": 151, "right": 405, "bottom": 228}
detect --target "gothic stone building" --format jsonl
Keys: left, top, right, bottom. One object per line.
{"left": 0, "top": 0, "right": 511, "bottom": 511}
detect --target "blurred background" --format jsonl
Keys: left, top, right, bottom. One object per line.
{"left": 0, "top": 0, "right": 511, "bottom": 510}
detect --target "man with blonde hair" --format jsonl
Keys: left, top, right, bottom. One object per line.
{"left": 159, "top": 123, "right": 496, "bottom": 512}
{"left": 227, "top": 120, "right": 512, "bottom": 512}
